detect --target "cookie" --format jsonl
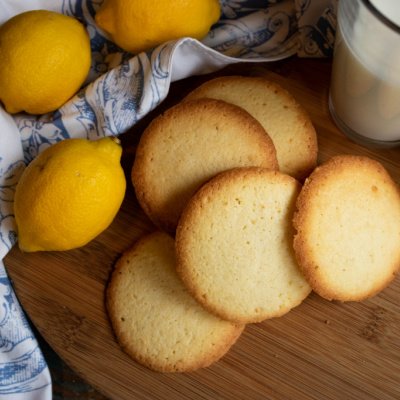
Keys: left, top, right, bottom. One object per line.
{"left": 131, "top": 98, "right": 278, "bottom": 233}
{"left": 175, "top": 167, "right": 311, "bottom": 324}
{"left": 184, "top": 76, "right": 318, "bottom": 180}
{"left": 107, "top": 231, "right": 244, "bottom": 373}
{"left": 293, "top": 155, "right": 400, "bottom": 301}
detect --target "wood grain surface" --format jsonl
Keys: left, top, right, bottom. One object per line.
{"left": 5, "top": 58, "right": 400, "bottom": 400}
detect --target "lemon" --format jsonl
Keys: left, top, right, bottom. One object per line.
{"left": 14, "top": 137, "right": 126, "bottom": 252}
{"left": 95, "top": 0, "right": 221, "bottom": 54}
{"left": 0, "top": 10, "right": 91, "bottom": 115}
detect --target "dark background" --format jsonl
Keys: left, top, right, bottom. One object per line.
{"left": 34, "top": 326, "right": 108, "bottom": 400}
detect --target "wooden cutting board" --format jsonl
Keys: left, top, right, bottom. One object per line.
{"left": 5, "top": 59, "right": 400, "bottom": 400}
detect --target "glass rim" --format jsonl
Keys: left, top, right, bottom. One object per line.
{"left": 362, "top": 0, "right": 400, "bottom": 34}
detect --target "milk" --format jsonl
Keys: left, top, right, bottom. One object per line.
{"left": 370, "top": 0, "right": 400, "bottom": 26}
{"left": 329, "top": 0, "right": 400, "bottom": 144}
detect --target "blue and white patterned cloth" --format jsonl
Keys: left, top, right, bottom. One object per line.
{"left": 0, "top": 0, "right": 337, "bottom": 397}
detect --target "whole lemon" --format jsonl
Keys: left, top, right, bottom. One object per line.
{"left": 0, "top": 10, "right": 91, "bottom": 115}
{"left": 95, "top": 0, "right": 221, "bottom": 54}
{"left": 14, "top": 137, "right": 126, "bottom": 252}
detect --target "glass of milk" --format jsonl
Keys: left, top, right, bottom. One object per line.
{"left": 329, "top": 0, "right": 400, "bottom": 147}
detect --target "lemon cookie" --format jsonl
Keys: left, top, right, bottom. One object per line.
{"left": 293, "top": 155, "right": 400, "bottom": 301}
{"left": 185, "top": 76, "right": 318, "bottom": 180}
{"left": 175, "top": 167, "right": 311, "bottom": 324}
{"left": 107, "top": 231, "right": 244, "bottom": 372}
{"left": 132, "top": 98, "right": 278, "bottom": 232}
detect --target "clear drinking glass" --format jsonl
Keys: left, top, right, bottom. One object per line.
{"left": 329, "top": 0, "right": 400, "bottom": 148}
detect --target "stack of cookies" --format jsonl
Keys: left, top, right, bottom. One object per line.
{"left": 106, "top": 76, "right": 400, "bottom": 373}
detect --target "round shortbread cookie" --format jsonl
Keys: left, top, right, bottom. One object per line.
{"left": 107, "top": 231, "right": 244, "bottom": 372}
{"left": 293, "top": 155, "right": 400, "bottom": 302}
{"left": 175, "top": 167, "right": 311, "bottom": 324}
{"left": 184, "top": 76, "right": 318, "bottom": 180}
{"left": 132, "top": 98, "right": 278, "bottom": 233}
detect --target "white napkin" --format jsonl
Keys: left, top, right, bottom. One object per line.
{"left": 0, "top": 0, "right": 337, "bottom": 397}
{"left": 0, "top": 110, "right": 51, "bottom": 399}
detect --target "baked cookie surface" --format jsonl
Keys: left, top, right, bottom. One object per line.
{"left": 107, "top": 231, "right": 243, "bottom": 372}
{"left": 293, "top": 155, "right": 400, "bottom": 301}
{"left": 176, "top": 167, "right": 311, "bottom": 324}
{"left": 132, "top": 98, "right": 278, "bottom": 232}
{"left": 185, "top": 75, "right": 318, "bottom": 180}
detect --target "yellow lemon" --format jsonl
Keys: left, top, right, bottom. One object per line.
{"left": 0, "top": 10, "right": 91, "bottom": 115}
{"left": 14, "top": 137, "right": 126, "bottom": 252}
{"left": 95, "top": 0, "right": 221, "bottom": 54}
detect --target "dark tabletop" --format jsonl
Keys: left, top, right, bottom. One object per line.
{"left": 34, "top": 325, "right": 108, "bottom": 400}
